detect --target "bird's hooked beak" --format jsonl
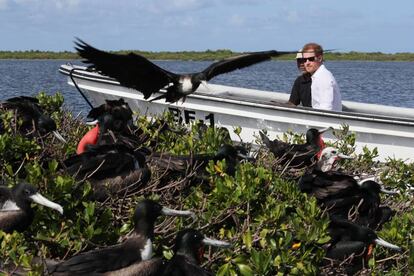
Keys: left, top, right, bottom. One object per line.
{"left": 161, "top": 206, "right": 196, "bottom": 220}
{"left": 374, "top": 237, "right": 402, "bottom": 251}
{"left": 357, "top": 176, "right": 377, "bottom": 183}
{"left": 85, "top": 119, "right": 99, "bottom": 126}
{"left": 318, "top": 126, "right": 334, "bottom": 134}
{"left": 317, "top": 148, "right": 353, "bottom": 172}
{"left": 52, "top": 131, "right": 67, "bottom": 143}
{"left": 337, "top": 153, "right": 354, "bottom": 160}
{"left": 202, "top": 237, "right": 232, "bottom": 248}
{"left": 380, "top": 187, "right": 400, "bottom": 195}
{"left": 30, "top": 193, "right": 64, "bottom": 214}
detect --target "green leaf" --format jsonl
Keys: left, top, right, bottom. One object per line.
{"left": 242, "top": 230, "right": 252, "bottom": 250}
{"left": 237, "top": 264, "right": 254, "bottom": 276}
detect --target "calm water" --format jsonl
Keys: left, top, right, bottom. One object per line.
{"left": 1, "top": 59, "right": 413, "bottom": 115}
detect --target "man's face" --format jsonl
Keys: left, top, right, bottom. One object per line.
{"left": 296, "top": 59, "right": 306, "bottom": 72}
{"left": 303, "top": 51, "right": 322, "bottom": 74}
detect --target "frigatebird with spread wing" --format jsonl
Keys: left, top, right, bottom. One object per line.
{"left": 75, "top": 38, "right": 296, "bottom": 103}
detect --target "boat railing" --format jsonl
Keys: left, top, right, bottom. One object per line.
{"left": 60, "top": 64, "right": 414, "bottom": 122}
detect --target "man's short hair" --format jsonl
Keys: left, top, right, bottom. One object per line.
{"left": 302, "top": 43, "right": 323, "bottom": 56}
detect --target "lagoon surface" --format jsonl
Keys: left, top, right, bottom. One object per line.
{"left": 0, "top": 59, "right": 413, "bottom": 115}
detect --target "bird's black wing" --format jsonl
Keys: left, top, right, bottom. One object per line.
{"left": 50, "top": 241, "right": 142, "bottom": 274}
{"left": 259, "top": 131, "right": 290, "bottom": 156}
{"left": 202, "top": 50, "right": 292, "bottom": 81}
{"left": 3, "top": 96, "right": 39, "bottom": 105}
{"left": 163, "top": 255, "right": 214, "bottom": 276}
{"left": 0, "top": 186, "right": 12, "bottom": 206}
{"left": 150, "top": 153, "right": 190, "bottom": 173}
{"left": 74, "top": 39, "right": 178, "bottom": 99}
{"left": 309, "top": 171, "right": 360, "bottom": 200}
{"left": 326, "top": 241, "right": 366, "bottom": 260}
{"left": 65, "top": 152, "right": 136, "bottom": 180}
{"left": 2, "top": 98, "right": 42, "bottom": 118}
{"left": 107, "top": 258, "right": 166, "bottom": 276}
{"left": 0, "top": 210, "right": 27, "bottom": 233}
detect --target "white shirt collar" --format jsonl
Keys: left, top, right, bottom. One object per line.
{"left": 311, "top": 64, "right": 326, "bottom": 80}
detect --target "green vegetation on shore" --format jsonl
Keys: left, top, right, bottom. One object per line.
{"left": 0, "top": 49, "right": 413, "bottom": 61}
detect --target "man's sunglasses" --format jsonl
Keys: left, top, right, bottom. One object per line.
{"left": 297, "top": 56, "right": 316, "bottom": 63}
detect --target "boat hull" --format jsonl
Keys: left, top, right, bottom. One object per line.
{"left": 59, "top": 64, "right": 414, "bottom": 162}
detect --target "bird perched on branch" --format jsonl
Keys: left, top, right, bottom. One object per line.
{"left": 324, "top": 218, "right": 401, "bottom": 274}
{"left": 0, "top": 182, "right": 63, "bottom": 233}
{"left": 64, "top": 144, "right": 151, "bottom": 201}
{"left": 260, "top": 127, "right": 332, "bottom": 169}
{"left": 162, "top": 228, "right": 231, "bottom": 276}
{"left": 298, "top": 149, "right": 396, "bottom": 229}
{"left": 150, "top": 144, "right": 253, "bottom": 181}
{"left": 326, "top": 218, "right": 401, "bottom": 261}
{"left": 74, "top": 38, "right": 296, "bottom": 103}
{"left": 76, "top": 98, "right": 135, "bottom": 154}
{"left": 48, "top": 199, "right": 194, "bottom": 275}
{"left": 0, "top": 96, "right": 66, "bottom": 143}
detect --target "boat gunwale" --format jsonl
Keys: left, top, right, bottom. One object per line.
{"left": 59, "top": 65, "right": 414, "bottom": 127}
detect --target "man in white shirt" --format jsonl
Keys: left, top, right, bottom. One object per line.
{"left": 301, "top": 43, "right": 342, "bottom": 111}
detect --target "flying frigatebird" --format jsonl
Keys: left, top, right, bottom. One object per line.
{"left": 74, "top": 38, "right": 297, "bottom": 103}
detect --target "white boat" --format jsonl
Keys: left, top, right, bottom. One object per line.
{"left": 59, "top": 64, "right": 414, "bottom": 162}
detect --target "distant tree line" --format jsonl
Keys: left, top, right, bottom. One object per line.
{"left": 0, "top": 49, "right": 413, "bottom": 61}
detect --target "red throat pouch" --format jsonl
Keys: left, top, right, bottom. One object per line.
{"left": 197, "top": 246, "right": 205, "bottom": 263}
{"left": 366, "top": 243, "right": 375, "bottom": 261}
{"left": 316, "top": 136, "right": 326, "bottom": 159}
{"left": 76, "top": 125, "right": 100, "bottom": 154}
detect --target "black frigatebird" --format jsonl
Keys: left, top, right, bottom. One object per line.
{"left": 323, "top": 179, "right": 397, "bottom": 229}
{"left": 87, "top": 228, "right": 231, "bottom": 276}
{"left": 76, "top": 98, "right": 134, "bottom": 154}
{"left": 162, "top": 228, "right": 231, "bottom": 276}
{"left": 74, "top": 38, "right": 296, "bottom": 103}
{"left": 48, "top": 199, "right": 194, "bottom": 275}
{"left": 326, "top": 218, "right": 401, "bottom": 261}
{"left": 150, "top": 144, "right": 253, "bottom": 180}
{"left": 0, "top": 182, "right": 63, "bottom": 233}
{"left": 298, "top": 151, "right": 397, "bottom": 229}
{"left": 260, "top": 127, "right": 332, "bottom": 169}
{"left": 63, "top": 144, "right": 151, "bottom": 201}
{"left": 1, "top": 96, "right": 66, "bottom": 143}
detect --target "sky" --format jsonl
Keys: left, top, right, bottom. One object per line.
{"left": 0, "top": 0, "right": 413, "bottom": 53}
